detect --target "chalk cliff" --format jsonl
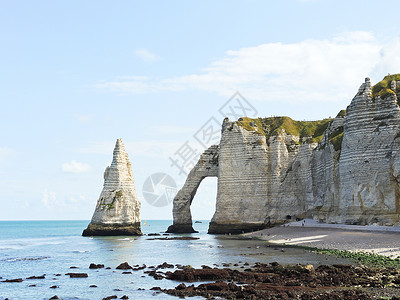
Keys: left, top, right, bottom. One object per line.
{"left": 83, "top": 138, "right": 142, "bottom": 236}
{"left": 169, "top": 75, "right": 400, "bottom": 234}
{"left": 317, "top": 76, "right": 400, "bottom": 225}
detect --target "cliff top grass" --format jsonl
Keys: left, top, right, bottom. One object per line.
{"left": 336, "top": 109, "right": 346, "bottom": 117}
{"left": 237, "top": 116, "right": 333, "bottom": 143}
{"left": 371, "top": 74, "right": 400, "bottom": 99}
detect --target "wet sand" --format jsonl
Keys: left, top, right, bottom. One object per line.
{"left": 245, "top": 219, "right": 400, "bottom": 258}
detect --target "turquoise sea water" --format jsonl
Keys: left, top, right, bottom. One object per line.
{"left": 0, "top": 220, "right": 351, "bottom": 300}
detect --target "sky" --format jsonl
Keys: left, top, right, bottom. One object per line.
{"left": 1, "top": 0, "right": 400, "bottom": 221}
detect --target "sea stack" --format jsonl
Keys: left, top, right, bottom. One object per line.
{"left": 82, "top": 138, "right": 142, "bottom": 236}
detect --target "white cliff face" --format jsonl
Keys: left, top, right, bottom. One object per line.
{"left": 269, "top": 141, "right": 317, "bottom": 223}
{"left": 335, "top": 78, "right": 400, "bottom": 225}
{"left": 83, "top": 138, "right": 141, "bottom": 236}
{"left": 209, "top": 122, "right": 269, "bottom": 233}
{"left": 209, "top": 121, "right": 320, "bottom": 233}
{"left": 310, "top": 116, "right": 344, "bottom": 222}
{"left": 169, "top": 76, "right": 400, "bottom": 234}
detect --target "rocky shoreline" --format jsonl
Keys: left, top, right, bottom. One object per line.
{"left": 3, "top": 258, "right": 400, "bottom": 299}
{"left": 154, "top": 262, "right": 400, "bottom": 299}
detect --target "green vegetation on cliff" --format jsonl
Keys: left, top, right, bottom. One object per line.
{"left": 371, "top": 74, "right": 400, "bottom": 99}
{"left": 336, "top": 109, "right": 346, "bottom": 117}
{"left": 101, "top": 190, "right": 122, "bottom": 209}
{"left": 237, "top": 116, "right": 332, "bottom": 144}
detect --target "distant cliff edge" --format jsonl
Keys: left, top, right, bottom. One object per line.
{"left": 168, "top": 75, "right": 400, "bottom": 234}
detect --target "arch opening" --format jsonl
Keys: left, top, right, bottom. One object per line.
{"left": 190, "top": 177, "right": 218, "bottom": 232}
{"left": 166, "top": 145, "right": 219, "bottom": 233}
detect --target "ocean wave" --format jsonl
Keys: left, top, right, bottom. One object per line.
{"left": 2, "top": 256, "right": 50, "bottom": 262}
{"left": 0, "top": 237, "right": 66, "bottom": 250}
{"left": 0, "top": 246, "right": 22, "bottom": 250}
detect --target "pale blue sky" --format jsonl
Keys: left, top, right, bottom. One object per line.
{"left": 1, "top": 0, "right": 400, "bottom": 220}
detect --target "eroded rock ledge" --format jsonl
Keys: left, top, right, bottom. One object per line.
{"left": 82, "top": 223, "right": 141, "bottom": 236}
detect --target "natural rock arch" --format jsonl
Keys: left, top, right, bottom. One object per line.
{"left": 166, "top": 145, "right": 219, "bottom": 233}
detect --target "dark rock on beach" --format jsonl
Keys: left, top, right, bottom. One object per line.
{"left": 148, "top": 271, "right": 165, "bottom": 280}
{"left": 89, "top": 263, "right": 104, "bottom": 269}
{"left": 26, "top": 275, "right": 45, "bottom": 279}
{"left": 175, "top": 283, "right": 187, "bottom": 290}
{"left": 156, "top": 262, "right": 174, "bottom": 269}
{"left": 166, "top": 224, "right": 198, "bottom": 234}
{"left": 66, "top": 273, "right": 88, "bottom": 278}
{"left": 156, "top": 263, "right": 400, "bottom": 299}
{"left": 147, "top": 236, "right": 199, "bottom": 241}
{"left": 167, "top": 268, "right": 230, "bottom": 281}
{"left": 116, "top": 262, "right": 133, "bottom": 270}
{"left": 132, "top": 264, "right": 146, "bottom": 271}
{"left": 102, "top": 296, "right": 117, "bottom": 300}
{"left": 3, "top": 278, "right": 23, "bottom": 282}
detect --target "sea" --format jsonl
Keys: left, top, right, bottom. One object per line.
{"left": 0, "top": 220, "right": 352, "bottom": 300}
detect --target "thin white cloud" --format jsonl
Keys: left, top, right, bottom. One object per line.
{"left": 77, "top": 140, "right": 185, "bottom": 159}
{"left": 135, "top": 48, "right": 160, "bottom": 62}
{"left": 94, "top": 76, "right": 157, "bottom": 94}
{"left": 0, "top": 147, "right": 12, "bottom": 163}
{"left": 152, "top": 125, "right": 196, "bottom": 135}
{"left": 68, "top": 195, "right": 88, "bottom": 204}
{"left": 75, "top": 114, "right": 93, "bottom": 124}
{"left": 296, "top": 0, "right": 319, "bottom": 3}
{"left": 96, "top": 32, "right": 400, "bottom": 103}
{"left": 61, "top": 160, "right": 91, "bottom": 173}
{"left": 42, "top": 189, "right": 58, "bottom": 208}
{"left": 42, "top": 190, "right": 87, "bottom": 209}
